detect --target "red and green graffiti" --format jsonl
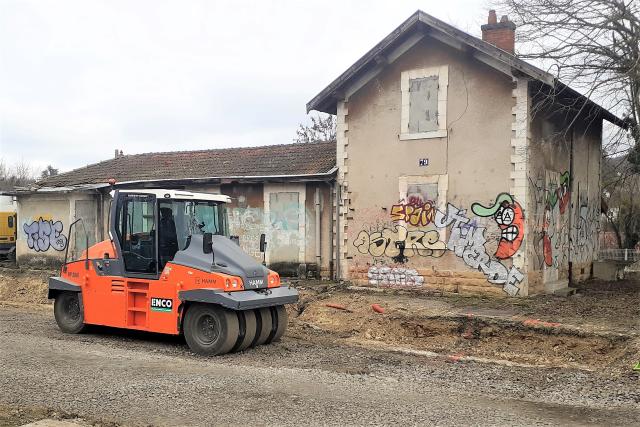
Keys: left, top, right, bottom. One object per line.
{"left": 471, "top": 193, "right": 524, "bottom": 260}
{"left": 547, "top": 171, "right": 570, "bottom": 215}
{"left": 543, "top": 171, "right": 571, "bottom": 266}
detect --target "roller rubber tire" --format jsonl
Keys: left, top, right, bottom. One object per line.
{"left": 184, "top": 304, "right": 239, "bottom": 356}
{"left": 266, "top": 305, "right": 288, "bottom": 344}
{"left": 53, "top": 292, "right": 86, "bottom": 334}
{"left": 231, "top": 310, "right": 257, "bottom": 353}
{"left": 251, "top": 307, "right": 273, "bottom": 347}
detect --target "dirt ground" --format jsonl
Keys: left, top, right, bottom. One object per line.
{"left": 286, "top": 279, "right": 639, "bottom": 373}
{"left": 1, "top": 266, "right": 638, "bottom": 373}
{"left": 0, "top": 267, "right": 52, "bottom": 305}
{"left": 0, "top": 267, "right": 639, "bottom": 426}
{"left": 1, "top": 305, "right": 639, "bottom": 426}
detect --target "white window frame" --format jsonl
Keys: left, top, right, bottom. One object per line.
{"left": 400, "top": 66, "right": 449, "bottom": 140}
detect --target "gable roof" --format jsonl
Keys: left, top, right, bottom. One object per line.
{"left": 37, "top": 141, "right": 337, "bottom": 188}
{"left": 306, "top": 10, "right": 626, "bottom": 128}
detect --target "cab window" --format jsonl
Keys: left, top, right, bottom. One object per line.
{"left": 118, "top": 195, "right": 156, "bottom": 274}
{"left": 157, "top": 200, "right": 227, "bottom": 269}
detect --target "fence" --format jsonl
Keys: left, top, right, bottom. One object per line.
{"left": 598, "top": 249, "right": 640, "bottom": 267}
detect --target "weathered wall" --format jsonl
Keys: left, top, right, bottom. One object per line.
{"left": 526, "top": 105, "right": 602, "bottom": 293}
{"left": 342, "top": 36, "right": 526, "bottom": 295}
{"left": 17, "top": 183, "right": 334, "bottom": 278}
{"left": 17, "top": 193, "right": 100, "bottom": 267}
{"left": 223, "top": 183, "right": 265, "bottom": 260}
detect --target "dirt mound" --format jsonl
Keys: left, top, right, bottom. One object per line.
{"left": 0, "top": 267, "right": 53, "bottom": 305}
{"left": 289, "top": 282, "right": 639, "bottom": 372}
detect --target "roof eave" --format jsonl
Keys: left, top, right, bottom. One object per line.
{"left": 28, "top": 167, "right": 339, "bottom": 193}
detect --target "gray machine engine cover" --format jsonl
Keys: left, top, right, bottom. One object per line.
{"left": 172, "top": 234, "right": 269, "bottom": 289}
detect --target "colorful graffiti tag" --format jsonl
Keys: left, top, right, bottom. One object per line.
{"left": 390, "top": 200, "right": 437, "bottom": 227}
{"left": 354, "top": 196, "right": 525, "bottom": 296}
{"left": 23, "top": 218, "right": 67, "bottom": 252}
{"left": 542, "top": 171, "right": 571, "bottom": 269}
{"left": 437, "top": 203, "right": 523, "bottom": 296}
{"left": 548, "top": 171, "right": 570, "bottom": 215}
{"left": 471, "top": 193, "right": 524, "bottom": 260}
{"left": 353, "top": 225, "right": 446, "bottom": 259}
{"left": 528, "top": 169, "right": 600, "bottom": 281}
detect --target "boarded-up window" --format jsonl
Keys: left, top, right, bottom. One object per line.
{"left": 408, "top": 76, "right": 439, "bottom": 133}
{"left": 406, "top": 183, "right": 438, "bottom": 206}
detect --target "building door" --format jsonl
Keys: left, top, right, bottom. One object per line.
{"left": 543, "top": 170, "right": 570, "bottom": 291}
{"left": 267, "top": 191, "right": 302, "bottom": 271}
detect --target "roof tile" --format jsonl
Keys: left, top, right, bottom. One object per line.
{"left": 39, "top": 141, "right": 336, "bottom": 187}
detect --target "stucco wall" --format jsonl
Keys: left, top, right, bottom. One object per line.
{"left": 16, "top": 182, "right": 334, "bottom": 278}
{"left": 526, "top": 107, "right": 602, "bottom": 294}
{"left": 17, "top": 193, "right": 100, "bottom": 267}
{"left": 343, "top": 36, "right": 524, "bottom": 295}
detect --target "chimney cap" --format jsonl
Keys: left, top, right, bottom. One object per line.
{"left": 481, "top": 11, "right": 516, "bottom": 31}
{"left": 488, "top": 10, "right": 497, "bottom": 25}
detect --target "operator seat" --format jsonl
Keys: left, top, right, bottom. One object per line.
{"left": 159, "top": 207, "right": 179, "bottom": 269}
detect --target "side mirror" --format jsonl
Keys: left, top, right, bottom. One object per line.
{"left": 259, "top": 233, "right": 267, "bottom": 252}
{"left": 203, "top": 232, "right": 213, "bottom": 254}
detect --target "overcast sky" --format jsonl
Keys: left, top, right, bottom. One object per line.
{"left": 0, "top": 0, "right": 490, "bottom": 173}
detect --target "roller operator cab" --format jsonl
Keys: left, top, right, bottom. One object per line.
{"left": 48, "top": 189, "right": 298, "bottom": 355}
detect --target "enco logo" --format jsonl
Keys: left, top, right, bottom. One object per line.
{"left": 150, "top": 298, "right": 172, "bottom": 312}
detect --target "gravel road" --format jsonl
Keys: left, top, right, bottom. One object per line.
{"left": 0, "top": 304, "right": 638, "bottom": 426}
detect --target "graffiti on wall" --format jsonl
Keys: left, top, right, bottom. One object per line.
{"left": 228, "top": 207, "right": 264, "bottom": 259}
{"left": 548, "top": 171, "right": 570, "bottom": 215}
{"left": 572, "top": 190, "right": 599, "bottom": 264}
{"left": 437, "top": 202, "right": 523, "bottom": 296}
{"left": 23, "top": 217, "right": 68, "bottom": 252}
{"left": 268, "top": 192, "right": 303, "bottom": 264}
{"left": 471, "top": 193, "right": 524, "bottom": 259}
{"left": 353, "top": 225, "right": 446, "bottom": 259}
{"left": 367, "top": 265, "right": 425, "bottom": 287}
{"left": 390, "top": 200, "right": 437, "bottom": 227}
{"left": 542, "top": 171, "right": 571, "bottom": 271}
{"left": 528, "top": 171, "right": 572, "bottom": 274}
{"left": 529, "top": 170, "right": 599, "bottom": 280}
{"left": 354, "top": 196, "right": 525, "bottom": 296}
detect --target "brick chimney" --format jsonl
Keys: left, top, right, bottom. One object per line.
{"left": 481, "top": 10, "right": 516, "bottom": 54}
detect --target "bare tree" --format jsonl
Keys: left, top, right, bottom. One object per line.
{"left": 0, "top": 158, "right": 37, "bottom": 191}
{"left": 497, "top": 0, "right": 638, "bottom": 156}
{"left": 601, "top": 155, "right": 640, "bottom": 248}
{"left": 40, "top": 165, "right": 59, "bottom": 180}
{"left": 294, "top": 114, "right": 336, "bottom": 144}
{"left": 496, "top": 0, "right": 640, "bottom": 247}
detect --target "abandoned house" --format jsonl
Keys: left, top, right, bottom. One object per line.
{"left": 13, "top": 10, "right": 626, "bottom": 297}
{"left": 14, "top": 142, "right": 336, "bottom": 278}
{"left": 306, "top": 10, "right": 625, "bottom": 296}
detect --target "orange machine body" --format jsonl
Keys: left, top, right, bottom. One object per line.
{"left": 61, "top": 240, "right": 281, "bottom": 335}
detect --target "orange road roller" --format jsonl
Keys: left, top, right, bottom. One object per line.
{"left": 48, "top": 189, "right": 298, "bottom": 355}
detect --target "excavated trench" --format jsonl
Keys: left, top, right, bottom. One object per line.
{"left": 291, "top": 303, "right": 637, "bottom": 372}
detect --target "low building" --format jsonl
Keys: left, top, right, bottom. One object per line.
{"left": 306, "top": 10, "right": 625, "bottom": 295}
{"left": 14, "top": 142, "right": 336, "bottom": 277}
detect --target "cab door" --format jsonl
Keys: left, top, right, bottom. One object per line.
{"left": 84, "top": 192, "right": 159, "bottom": 329}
